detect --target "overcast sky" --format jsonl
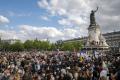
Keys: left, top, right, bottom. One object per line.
{"left": 0, "top": 0, "right": 120, "bottom": 42}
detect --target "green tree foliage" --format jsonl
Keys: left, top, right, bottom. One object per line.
{"left": 0, "top": 39, "right": 83, "bottom": 52}
{"left": 1, "top": 42, "right": 11, "bottom": 51}
{"left": 72, "top": 41, "right": 83, "bottom": 51}
{"left": 40, "top": 41, "right": 51, "bottom": 50}
{"left": 24, "top": 40, "right": 34, "bottom": 50}
{"left": 10, "top": 41, "right": 24, "bottom": 51}
{"left": 33, "top": 39, "right": 41, "bottom": 50}
{"left": 61, "top": 42, "right": 74, "bottom": 51}
{"left": 49, "top": 43, "right": 56, "bottom": 51}
{"left": 61, "top": 41, "right": 83, "bottom": 52}
{"left": 23, "top": 40, "right": 51, "bottom": 51}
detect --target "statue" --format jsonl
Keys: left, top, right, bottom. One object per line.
{"left": 90, "top": 7, "right": 98, "bottom": 25}
{"left": 85, "top": 6, "right": 109, "bottom": 49}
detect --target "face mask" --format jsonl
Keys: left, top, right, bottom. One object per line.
{"left": 54, "top": 72, "right": 56, "bottom": 75}
{"left": 42, "top": 73, "right": 45, "bottom": 77}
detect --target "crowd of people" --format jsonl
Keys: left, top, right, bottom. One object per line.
{"left": 0, "top": 51, "right": 120, "bottom": 80}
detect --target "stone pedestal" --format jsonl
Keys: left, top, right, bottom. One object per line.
{"left": 85, "top": 24, "right": 109, "bottom": 49}
{"left": 83, "top": 8, "right": 109, "bottom": 51}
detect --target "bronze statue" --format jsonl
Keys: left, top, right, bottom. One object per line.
{"left": 90, "top": 7, "right": 98, "bottom": 25}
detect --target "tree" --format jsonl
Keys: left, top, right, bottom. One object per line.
{"left": 61, "top": 41, "right": 83, "bottom": 52}
{"left": 72, "top": 41, "right": 83, "bottom": 52}
{"left": 24, "top": 40, "right": 34, "bottom": 51}
{"left": 1, "top": 42, "right": 11, "bottom": 51}
{"left": 10, "top": 41, "right": 24, "bottom": 51}
{"left": 61, "top": 42, "right": 74, "bottom": 51}
{"left": 40, "top": 41, "right": 51, "bottom": 51}
{"left": 33, "top": 39, "right": 41, "bottom": 50}
{"left": 0, "top": 38, "right": 83, "bottom": 52}
{"left": 49, "top": 43, "right": 56, "bottom": 51}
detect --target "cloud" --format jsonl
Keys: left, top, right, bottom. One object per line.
{"left": 38, "top": 0, "right": 120, "bottom": 34}
{"left": 40, "top": 16, "right": 49, "bottom": 21}
{"left": 8, "top": 11, "right": 32, "bottom": 17}
{"left": 19, "top": 25, "right": 83, "bottom": 41}
{"left": 0, "top": 25, "right": 83, "bottom": 42}
{"left": 58, "top": 19, "right": 71, "bottom": 26}
{"left": 0, "top": 15, "right": 9, "bottom": 24}
{"left": 38, "top": 0, "right": 91, "bottom": 21}
{"left": 38, "top": 0, "right": 49, "bottom": 9}
{"left": 0, "top": 30, "right": 18, "bottom": 40}
{"left": 19, "top": 25, "right": 63, "bottom": 40}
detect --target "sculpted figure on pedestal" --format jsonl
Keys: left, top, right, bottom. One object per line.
{"left": 90, "top": 7, "right": 98, "bottom": 25}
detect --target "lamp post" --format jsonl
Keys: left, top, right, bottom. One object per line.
{"left": 119, "top": 42, "right": 120, "bottom": 53}
{"left": 0, "top": 33, "right": 2, "bottom": 51}
{"left": 55, "top": 40, "right": 63, "bottom": 51}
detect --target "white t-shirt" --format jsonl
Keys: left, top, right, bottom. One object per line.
{"left": 100, "top": 69, "right": 108, "bottom": 79}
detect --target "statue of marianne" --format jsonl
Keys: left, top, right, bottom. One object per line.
{"left": 90, "top": 7, "right": 98, "bottom": 25}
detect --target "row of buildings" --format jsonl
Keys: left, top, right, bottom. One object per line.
{"left": 64, "top": 31, "right": 120, "bottom": 53}
{"left": 0, "top": 39, "right": 19, "bottom": 44}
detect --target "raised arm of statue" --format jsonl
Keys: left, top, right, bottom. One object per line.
{"left": 93, "top": 6, "right": 98, "bottom": 13}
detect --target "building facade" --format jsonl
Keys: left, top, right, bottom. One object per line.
{"left": 103, "top": 31, "right": 120, "bottom": 53}
{"left": 0, "top": 39, "right": 19, "bottom": 44}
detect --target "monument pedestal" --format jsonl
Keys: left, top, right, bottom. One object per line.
{"left": 82, "top": 7, "right": 109, "bottom": 54}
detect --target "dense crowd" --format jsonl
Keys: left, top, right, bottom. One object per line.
{"left": 0, "top": 51, "right": 120, "bottom": 80}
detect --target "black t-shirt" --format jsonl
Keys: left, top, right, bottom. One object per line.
{"left": 116, "top": 70, "right": 120, "bottom": 80}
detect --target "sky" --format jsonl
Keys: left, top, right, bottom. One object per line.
{"left": 0, "top": 0, "right": 120, "bottom": 42}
